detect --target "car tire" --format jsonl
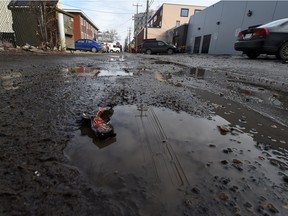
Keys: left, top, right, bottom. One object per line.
{"left": 246, "top": 52, "right": 260, "bottom": 59}
{"left": 116, "top": 50, "right": 120, "bottom": 53}
{"left": 91, "top": 47, "right": 97, "bottom": 53}
{"left": 167, "top": 49, "right": 173, "bottom": 55}
{"left": 278, "top": 41, "right": 288, "bottom": 60}
{"left": 146, "top": 49, "right": 152, "bottom": 55}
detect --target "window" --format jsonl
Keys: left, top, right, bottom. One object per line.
{"left": 181, "top": 8, "right": 189, "bottom": 17}
{"left": 176, "top": 21, "right": 180, "bottom": 27}
{"left": 194, "top": 9, "right": 202, "bottom": 14}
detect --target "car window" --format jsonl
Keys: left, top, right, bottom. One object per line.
{"left": 77, "top": 40, "right": 85, "bottom": 43}
{"left": 260, "top": 18, "right": 288, "bottom": 28}
{"left": 87, "top": 40, "right": 93, "bottom": 44}
{"left": 158, "top": 41, "right": 165, "bottom": 46}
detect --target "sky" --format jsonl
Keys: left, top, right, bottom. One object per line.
{"left": 61, "top": 0, "right": 220, "bottom": 44}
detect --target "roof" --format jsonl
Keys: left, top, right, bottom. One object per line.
{"left": 63, "top": 8, "right": 99, "bottom": 30}
{"left": 8, "top": 0, "right": 58, "bottom": 8}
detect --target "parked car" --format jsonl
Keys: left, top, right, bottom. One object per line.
{"left": 141, "top": 40, "right": 177, "bottom": 55}
{"left": 99, "top": 43, "right": 108, "bottom": 53}
{"left": 109, "top": 45, "right": 120, "bottom": 53}
{"left": 74, "top": 39, "right": 101, "bottom": 53}
{"left": 234, "top": 18, "right": 288, "bottom": 60}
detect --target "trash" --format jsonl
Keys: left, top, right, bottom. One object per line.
{"left": 82, "top": 106, "right": 116, "bottom": 139}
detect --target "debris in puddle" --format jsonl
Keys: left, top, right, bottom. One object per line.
{"left": 81, "top": 106, "right": 116, "bottom": 139}
{"left": 217, "top": 125, "right": 230, "bottom": 134}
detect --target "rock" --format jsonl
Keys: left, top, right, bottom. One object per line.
{"left": 218, "top": 125, "right": 230, "bottom": 135}
{"left": 218, "top": 192, "right": 229, "bottom": 201}
{"left": 221, "top": 160, "right": 229, "bottom": 165}
{"left": 244, "top": 202, "right": 253, "bottom": 209}
{"left": 283, "top": 175, "right": 288, "bottom": 183}
{"left": 191, "top": 187, "right": 200, "bottom": 194}
{"left": 266, "top": 203, "right": 279, "bottom": 213}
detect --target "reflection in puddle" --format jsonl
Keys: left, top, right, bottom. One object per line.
{"left": 69, "top": 67, "right": 133, "bottom": 77}
{"left": 65, "top": 105, "right": 288, "bottom": 215}
{"left": 189, "top": 67, "right": 206, "bottom": 79}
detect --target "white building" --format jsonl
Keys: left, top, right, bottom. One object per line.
{"left": 186, "top": 0, "right": 288, "bottom": 55}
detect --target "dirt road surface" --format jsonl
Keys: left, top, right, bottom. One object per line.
{"left": 1, "top": 51, "right": 288, "bottom": 216}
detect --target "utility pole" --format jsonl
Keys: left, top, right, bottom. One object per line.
{"left": 133, "top": 3, "right": 142, "bottom": 53}
{"left": 128, "top": 27, "right": 131, "bottom": 53}
{"left": 145, "top": 0, "right": 149, "bottom": 39}
{"left": 133, "top": 3, "right": 142, "bottom": 14}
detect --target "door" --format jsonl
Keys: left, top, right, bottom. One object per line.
{"left": 201, "top": 34, "right": 211, "bottom": 54}
{"left": 75, "top": 39, "right": 86, "bottom": 50}
{"left": 193, "top": 36, "right": 201, "bottom": 54}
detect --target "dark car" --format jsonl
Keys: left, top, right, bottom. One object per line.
{"left": 141, "top": 40, "right": 177, "bottom": 55}
{"left": 75, "top": 39, "right": 101, "bottom": 53}
{"left": 234, "top": 18, "right": 288, "bottom": 60}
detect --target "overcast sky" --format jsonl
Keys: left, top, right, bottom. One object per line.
{"left": 61, "top": 0, "right": 220, "bottom": 44}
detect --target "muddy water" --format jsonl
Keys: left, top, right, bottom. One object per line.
{"left": 65, "top": 105, "right": 288, "bottom": 215}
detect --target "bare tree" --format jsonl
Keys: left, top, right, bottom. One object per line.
{"left": 101, "top": 29, "right": 120, "bottom": 42}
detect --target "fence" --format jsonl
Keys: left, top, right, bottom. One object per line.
{"left": 0, "top": 0, "right": 60, "bottom": 49}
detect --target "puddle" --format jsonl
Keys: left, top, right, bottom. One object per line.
{"left": 65, "top": 105, "right": 288, "bottom": 215}
{"left": 68, "top": 66, "right": 133, "bottom": 77}
{"left": 232, "top": 86, "right": 288, "bottom": 110}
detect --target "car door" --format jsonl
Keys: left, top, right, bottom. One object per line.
{"left": 155, "top": 41, "right": 166, "bottom": 53}
{"left": 86, "top": 40, "right": 94, "bottom": 50}
{"left": 75, "top": 39, "right": 86, "bottom": 50}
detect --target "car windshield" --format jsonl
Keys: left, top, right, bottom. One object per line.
{"left": 259, "top": 18, "right": 288, "bottom": 28}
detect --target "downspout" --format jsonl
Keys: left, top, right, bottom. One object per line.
{"left": 57, "top": 0, "right": 66, "bottom": 50}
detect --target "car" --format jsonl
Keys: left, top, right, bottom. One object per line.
{"left": 74, "top": 39, "right": 101, "bottom": 53}
{"left": 234, "top": 18, "right": 288, "bottom": 60}
{"left": 109, "top": 45, "right": 120, "bottom": 53}
{"left": 141, "top": 40, "right": 177, "bottom": 55}
{"left": 99, "top": 43, "right": 108, "bottom": 53}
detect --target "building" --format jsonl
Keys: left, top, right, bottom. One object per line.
{"left": 134, "top": 10, "right": 154, "bottom": 37}
{"left": 136, "top": 3, "right": 205, "bottom": 48}
{"left": 7, "top": 0, "right": 74, "bottom": 49}
{"left": 186, "top": 0, "right": 288, "bottom": 55}
{"left": 63, "top": 8, "right": 99, "bottom": 41}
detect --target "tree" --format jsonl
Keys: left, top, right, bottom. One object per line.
{"left": 101, "top": 29, "right": 120, "bottom": 42}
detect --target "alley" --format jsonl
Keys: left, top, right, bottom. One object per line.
{"left": 0, "top": 52, "right": 288, "bottom": 216}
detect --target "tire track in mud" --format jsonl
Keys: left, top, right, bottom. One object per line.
{"left": 135, "top": 106, "right": 189, "bottom": 188}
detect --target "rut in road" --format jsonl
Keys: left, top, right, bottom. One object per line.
{"left": 135, "top": 106, "right": 189, "bottom": 188}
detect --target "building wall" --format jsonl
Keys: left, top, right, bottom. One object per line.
{"left": 73, "top": 14, "right": 81, "bottom": 40}
{"left": 0, "top": 1, "right": 13, "bottom": 32}
{"left": 10, "top": 9, "right": 40, "bottom": 46}
{"left": 161, "top": 4, "right": 204, "bottom": 32}
{"left": 186, "top": 0, "right": 288, "bottom": 55}
{"left": 63, "top": 14, "right": 74, "bottom": 48}
{"left": 66, "top": 11, "right": 98, "bottom": 41}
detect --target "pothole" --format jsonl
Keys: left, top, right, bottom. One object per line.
{"left": 64, "top": 105, "right": 288, "bottom": 215}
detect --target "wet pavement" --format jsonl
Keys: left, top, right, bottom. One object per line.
{"left": 0, "top": 51, "right": 288, "bottom": 215}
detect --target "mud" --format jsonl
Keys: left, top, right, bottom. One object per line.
{"left": 0, "top": 51, "right": 288, "bottom": 215}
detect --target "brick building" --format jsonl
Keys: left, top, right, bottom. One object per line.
{"left": 63, "top": 8, "right": 99, "bottom": 41}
